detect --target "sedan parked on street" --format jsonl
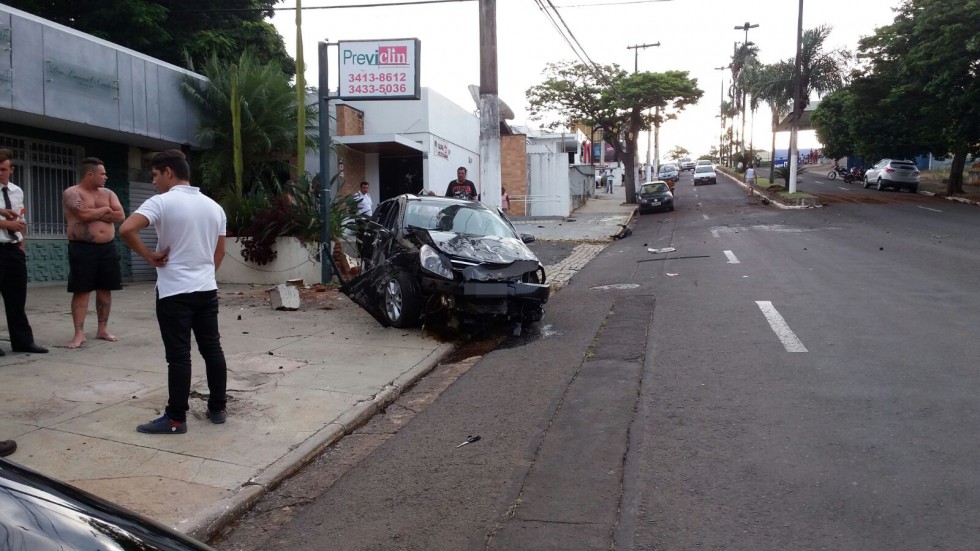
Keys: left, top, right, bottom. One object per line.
{"left": 692, "top": 164, "right": 717, "bottom": 186}
{"left": 864, "top": 159, "right": 920, "bottom": 192}
{"left": 343, "top": 195, "right": 550, "bottom": 333}
{"left": 638, "top": 181, "right": 674, "bottom": 214}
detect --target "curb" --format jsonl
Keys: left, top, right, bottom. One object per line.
{"left": 718, "top": 170, "right": 821, "bottom": 209}
{"left": 182, "top": 342, "right": 456, "bottom": 542}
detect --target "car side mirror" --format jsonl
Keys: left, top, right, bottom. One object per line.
{"left": 520, "top": 233, "right": 535, "bottom": 244}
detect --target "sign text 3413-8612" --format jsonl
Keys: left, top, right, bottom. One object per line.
{"left": 338, "top": 39, "right": 420, "bottom": 101}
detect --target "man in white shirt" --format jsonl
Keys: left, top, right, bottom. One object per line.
{"left": 120, "top": 149, "right": 228, "bottom": 434}
{"left": 0, "top": 148, "right": 47, "bottom": 355}
{"left": 354, "top": 181, "right": 373, "bottom": 217}
{"left": 745, "top": 166, "right": 756, "bottom": 196}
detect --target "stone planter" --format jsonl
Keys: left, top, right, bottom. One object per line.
{"left": 217, "top": 236, "right": 322, "bottom": 284}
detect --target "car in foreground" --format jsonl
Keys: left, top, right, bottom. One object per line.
{"left": 638, "top": 181, "right": 674, "bottom": 214}
{"left": 692, "top": 164, "right": 717, "bottom": 185}
{"left": 657, "top": 163, "right": 679, "bottom": 190}
{"left": 0, "top": 457, "right": 215, "bottom": 550}
{"left": 343, "top": 195, "right": 550, "bottom": 333}
{"left": 864, "top": 159, "right": 919, "bottom": 192}
{"left": 678, "top": 156, "right": 695, "bottom": 171}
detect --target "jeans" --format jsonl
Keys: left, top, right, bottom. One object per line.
{"left": 156, "top": 290, "right": 227, "bottom": 422}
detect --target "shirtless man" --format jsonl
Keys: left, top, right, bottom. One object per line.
{"left": 62, "top": 157, "right": 125, "bottom": 348}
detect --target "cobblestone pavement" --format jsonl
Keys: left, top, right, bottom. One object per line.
{"left": 543, "top": 243, "right": 608, "bottom": 290}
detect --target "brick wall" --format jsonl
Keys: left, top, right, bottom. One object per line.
{"left": 501, "top": 134, "right": 527, "bottom": 216}
{"left": 336, "top": 104, "right": 366, "bottom": 196}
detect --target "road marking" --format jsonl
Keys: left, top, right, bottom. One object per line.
{"left": 723, "top": 250, "right": 740, "bottom": 263}
{"left": 711, "top": 229, "right": 720, "bottom": 238}
{"left": 703, "top": 214, "right": 709, "bottom": 220}
{"left": 837, "top": 187, "right": 850, "bottom": 191}
{"left": 755, "top": 301, "right": 808, "bottom": 352}
{"left": 917, "top": 205, "right": 942, "bottom": 213}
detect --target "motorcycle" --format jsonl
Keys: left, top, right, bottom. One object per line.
{"left": 827, "top": 165, "right": 849, "bottom": 180}
{"left": 843, "top": 167, "right": 862, "bottom": 184}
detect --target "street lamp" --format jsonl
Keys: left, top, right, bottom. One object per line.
{"left": 788, "top": 1, "right": 804, "bottom": 193}
{"left": 733, "top": 22, "right": 759, "bottom": 165}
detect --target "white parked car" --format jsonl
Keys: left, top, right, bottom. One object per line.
{"left": 864, "top": 159, "right": 919, "bottom": 192}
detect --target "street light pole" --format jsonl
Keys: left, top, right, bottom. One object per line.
{"left": 788, "top": 0, "right": 804, "bottom": 194}
{"left": 714, "top": 66, "right": 727, "bottom": 165}
{"left": 734, "top": 22, "right": 758, "bottom": 165}
{"left": 627, "top": 42, "right": 660, "bottom": 181}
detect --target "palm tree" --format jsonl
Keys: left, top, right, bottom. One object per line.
{"left": 795, "top": 25, "right": 851, "bottom": 114}
{"left": 182, "top": 49, "right": 319, "bottom": 200}
{"left": 730, "top": 42, "right": 759, "bottom": 159}
{"left": 750, "top": 60, "right": 794, "bottom": 177}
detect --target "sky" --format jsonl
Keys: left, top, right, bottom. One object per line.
{"left": 271, "top": 0, "right": 906, "bottom": 159}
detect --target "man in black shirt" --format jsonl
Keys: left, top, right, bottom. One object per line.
{"left": 445, "top": 167, "right": 478, "bottom": 200}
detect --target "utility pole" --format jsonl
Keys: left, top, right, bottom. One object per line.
{"left": 317, "top": 40, "right": 332, "bottom": 284}
{"left": 734, "top": 21, "right": 759, "bottom": 164}
{"left": 627, "top": 42, "right": 659, "bottom": 181}
{"left": 788, "top": 1, "right": 804, "bottom": 194}
{"left": 715, "top": 66, "right": 727, "bottom": 166}
{"left": 479, "top": 0, "right": 501, "bottom": 210}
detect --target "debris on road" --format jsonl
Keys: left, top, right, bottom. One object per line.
{"left": 648, "top": 247, "right": 677, "bottom": 254}
{"left": 456, "top": 435, "right": 481, "bottom": 448}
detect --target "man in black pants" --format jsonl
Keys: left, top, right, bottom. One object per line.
{"left": 121, "top": 150, "right": 228, "bottom": 434}
{"left": 0, "top": 149, "right": 47, "bottom": 355}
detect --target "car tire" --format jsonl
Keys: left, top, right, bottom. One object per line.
{"left": 876, "top": 179, "right": 885, "bottom": 191}
{"left": 383, "top": 270, "right": 422, "bottom": 328}
{"left": 863, "top": 178, "right": 870, "bottom": 189}
{"left": 909, "top": 186, "right": 918, "bottom": 193}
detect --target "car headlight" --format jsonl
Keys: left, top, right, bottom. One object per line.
{"left": 420, "top": 244, "right": 453, "bottom": 280}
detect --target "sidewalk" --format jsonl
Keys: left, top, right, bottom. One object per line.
{"left": 0, "top": 190, "right": 635, "bottom": 542}
{"left": 1, "top": 282, "right": 453, "bottom": 539}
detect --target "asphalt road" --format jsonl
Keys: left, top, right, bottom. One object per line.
{"left": 215, "top": 170, "right": 980, "bottom": 550}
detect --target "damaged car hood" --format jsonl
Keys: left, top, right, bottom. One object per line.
{"left": 425, "top": 231, "right": 538, "bottom": 264}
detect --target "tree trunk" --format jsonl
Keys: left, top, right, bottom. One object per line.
{"left": 947, "top": 148, "right": 966, "bottom": 195}
{"left": 769, "top": 110, "right": 779, "bottom": 182}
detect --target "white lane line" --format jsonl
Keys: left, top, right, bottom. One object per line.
{"left": 837, "top": 187, "right": 850, "bottom": 191}
{"left": 917, "top": 205, "right": 942, "bottom": 213}
{"left": 711, "top": 229, "right": 720, "bottom": 238}
{"left": 723, "top": 250, "right": 740, "bottom": 264}
{"left": 755, "top": 301, "right": 808, "bottom": 352}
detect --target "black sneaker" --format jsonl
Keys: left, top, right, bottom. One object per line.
{"left": 137, "top": 414, "right": 186, "bottom": 434}
{"left": 207, "top": 409, "right": 226, "bottom": 424}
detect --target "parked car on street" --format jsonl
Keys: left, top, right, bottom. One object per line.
{"left": 658, "top": 163, "right": 679, "bottom": 190}
{"left": 343, "top": 195, "right": 550, "bottom": 332}
{"left": 0, "top": 458, "right": 216, "bottom": 550}
{"left": 692, "top": 164, "right": 717, "bottom": 186}
{"left": 864, "top": 159, "right": 920, "bottom": 192}
{"left": 678, "top": 156, "right": 695, "bottom": 171}
{"left": 638, "top": 181, "right": 675, "bottom": 214}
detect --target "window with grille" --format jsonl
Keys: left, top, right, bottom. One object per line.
{"left": 0, "top": 134, "right": 81, "bottom": 238}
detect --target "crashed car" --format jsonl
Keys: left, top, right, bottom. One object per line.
{"left": 341, "top": 194, "right": 550, "bottom": 331}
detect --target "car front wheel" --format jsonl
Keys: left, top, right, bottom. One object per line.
{"left": 383, "top": 271, "right": 422, "bottom": 327}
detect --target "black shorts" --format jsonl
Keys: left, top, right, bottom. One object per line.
{"left": 67, "top": 241, "right": 123, "bottom": 293}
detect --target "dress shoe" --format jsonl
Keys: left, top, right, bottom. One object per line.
{"left": 12, "top": 343, "right": 48, "bottom": 354}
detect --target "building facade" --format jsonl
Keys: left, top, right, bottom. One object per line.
{"left": 1, "top": 5, "right": 204, "bottom": 283}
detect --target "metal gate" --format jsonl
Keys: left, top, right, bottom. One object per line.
{"left": 128, "top": 178, "right": 158, "bottom": 281}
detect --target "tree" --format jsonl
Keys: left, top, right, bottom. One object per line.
{"left": 666, "top": 146, "right": 690, "bottom": 161}
{"left": 749, "top": 60, "right": 793, "bottom": 175}
{"left": 181, "top": 50, "right": 317, "bottom": 201}
{"left": 856, "top": 0, "right": 980, "bottom": 193}
{"left": 527, "top": 62, "right": 702, "bottom": 203}
{"left": 5, "top": 0, "right": 294, "bottom": 75}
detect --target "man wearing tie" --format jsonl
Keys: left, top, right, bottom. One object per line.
{"left": 0, "top": 149, "right": 48, "bottom": 355}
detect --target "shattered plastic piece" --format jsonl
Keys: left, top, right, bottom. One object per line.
{"left": 648, "top": 247, "right": 677, "bottom": 254}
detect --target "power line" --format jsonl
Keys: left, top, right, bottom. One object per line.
{"left": 554, "top": 0, "right": 674, "bottom": 7}
{"left": 174, "top": 0, "right": 475, "bottom": 13}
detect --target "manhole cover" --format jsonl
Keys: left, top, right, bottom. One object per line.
{"left": 590, "top": 283, "right": 640, "bottom": 291}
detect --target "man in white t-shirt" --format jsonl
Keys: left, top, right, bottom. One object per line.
{"left": 745, "top": 166, "right": 756, "bottom": 196}
{"left": 353, "top": 181, "right": 373, "bottom": 216}
{"left": 120, "top": 149, "right": 228, "bottom": 435}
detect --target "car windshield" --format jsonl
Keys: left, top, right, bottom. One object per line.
{"left": 641, "top": 183, "right": 669, "bottom": 194}
{"left": 695, "top": 166, "right": 713, "bottom": 173}
{"left": 403, "top": 200, "right": 516, "bottom": 238}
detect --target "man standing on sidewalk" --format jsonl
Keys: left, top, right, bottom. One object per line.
{"left": 120, "top": 149, "right": 228, "bottom": 434}
{"left": 62, "top": 157, "right": 126, "bottom": 348}
{"left": 745, "top": 165, "right": 756, "bottom": 196}
{"left": 0, "top": 148, "right": 48, "bottom": 355}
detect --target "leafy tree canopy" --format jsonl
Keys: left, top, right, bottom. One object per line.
{"left": 6, "top": 0, "right": 294, "bottom": 75}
